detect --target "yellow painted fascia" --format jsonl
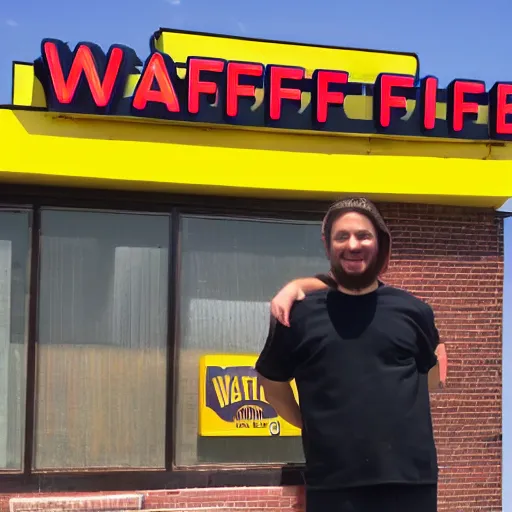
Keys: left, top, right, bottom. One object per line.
{"left": 152, "top": 29, "right": 419, "bottom": 84}
{"left": 0, "top": 108, "right": 510, "bottom": 208}
{"left": 11, "top": 62, "right": 46, "bottom": 108}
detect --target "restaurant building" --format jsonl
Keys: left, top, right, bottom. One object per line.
{"left": 0, "top": 28, "right": 509, "bottom": 512}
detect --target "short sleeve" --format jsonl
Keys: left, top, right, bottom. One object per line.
{"left": 255, "top": 315, "right": 297, "bottom": 382}
{"left": 416, "top": 304, "right": 440, "bottom": 374}
{"left": 314, "top": 273, "right": 337, "bottom": 288}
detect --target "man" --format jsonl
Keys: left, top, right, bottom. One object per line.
{"left": 255, "top": 197, "right": 446, "bottom": 512}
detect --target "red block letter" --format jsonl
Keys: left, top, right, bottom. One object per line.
{"left": 375, "top": 74, "right": 415, "bottom": 128}
{"left": 132, "top": 53, "right": 180, "bottom": 112}
{"left": 225, "top": 62, "right": 264, "bottom": 117}
{"left": 490, "top": 82, "right": 512, "bottom": 137}
{"left": 267, "top": 66, "right": 304, "bottom": 121}
{"left": 188, "top": 58, "right": 225, "bottom": 114}
{"left": 448, "top": 80, "right": 485, "bottom": 132}
{"left": 314, "top": 70, "right": 348, "bottom": 123}
{"left": 43, "top": 41, "right": 124, "bottom": 107}
{"left": 421, "top": 76, "right": 438, "bottom": 131}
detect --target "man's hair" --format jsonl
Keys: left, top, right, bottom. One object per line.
{"left": 321, "top": 196, "right": 392, "bottom": 275}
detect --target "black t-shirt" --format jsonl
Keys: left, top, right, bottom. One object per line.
{"left": 255, "top": 281, "right": 440, "bottom": 490}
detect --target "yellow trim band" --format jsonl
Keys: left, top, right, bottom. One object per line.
{"left": 0, "top": 109, "right": 510, "bottom": 208}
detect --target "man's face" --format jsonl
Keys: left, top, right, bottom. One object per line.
{"left": 328, "top": 211, "right": 380, "bottom": 290}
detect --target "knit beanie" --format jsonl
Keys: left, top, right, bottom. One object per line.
{"left": 321, "top": 197, "right": 392, "bottom": 275}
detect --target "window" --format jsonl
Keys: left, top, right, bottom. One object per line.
{"left": 0, "top": 194, "right": 328, "bottom": 488}
{"left": 0, "top": 210, "right": 31, "bottom": 470}
{"left": 175, "top": 215, "right": 326, "bottom": 465}
{"left": 35, "top": 209, "right": 170, "bottom": 469}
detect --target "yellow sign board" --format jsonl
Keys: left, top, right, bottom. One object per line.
{"left": 1, "top": 29, "right": 511, "bottom": 208}
{"left": 198, "top": 354, "right": 301, "bottom": 437}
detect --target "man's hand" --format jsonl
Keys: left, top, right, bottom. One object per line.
{"left": 436, "top": 343, "right": 448, "bottom": 387}
{"left": 270, "top": 283, "right": 305, "bottom": 327}
{"left": 428, "top": 343, "right": 447, "bottom": 391}
{"left": 270, "top": 277, "right": 329, "bottom": 326}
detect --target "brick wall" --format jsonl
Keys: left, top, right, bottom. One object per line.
{"left": 0, "top": 202, "right": 504, "bottom": 512}
{"left": 382, "top": 203, "right": 503, "bottom": 511}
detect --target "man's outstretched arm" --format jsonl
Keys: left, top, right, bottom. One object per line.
{"left": 258, "top": 376, "right": 302, "bottom": 429}
{"left": 271, "top": 275, "right": 331, "bottom": 326}
{"left": 256, "top": 316, "right": 302, "bottom": 427}
{"left": 428, "top": 343, "right": 448, "bottom": 391}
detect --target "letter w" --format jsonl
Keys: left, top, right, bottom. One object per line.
{"left": 43, "top": 40, "right": 124, "bottom": 107}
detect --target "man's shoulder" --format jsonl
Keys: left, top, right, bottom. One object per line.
{"left": 297, "top": 288, "right": 330, "bottom": 307}
{"left": 289, "top": 289, "right": 329, "bottom": 323}
{"left": 380, "top": 284, "right": 435, "bottom": 316}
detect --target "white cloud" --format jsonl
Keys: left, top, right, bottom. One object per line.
{"left": 6, "top": 19, "right": 18, "bottom": 27}
{"left": 165, "top": 0, "right": 181, "bottom": 5}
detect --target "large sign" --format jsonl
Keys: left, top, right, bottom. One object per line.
{"left": 199, "top": 354, "right": 300, "bottom": 437}
{"left": 9, "top": 29, "right": 512, "bottom": 141}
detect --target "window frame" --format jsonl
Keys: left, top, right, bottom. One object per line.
{"left": 0, "top": 183, "right": 329, "bottom": 492}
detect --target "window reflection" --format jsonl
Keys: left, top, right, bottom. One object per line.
{"left": 35, "top": 209, "right": 170, "bottom": 469}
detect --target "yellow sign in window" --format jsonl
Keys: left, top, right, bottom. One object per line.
{"left": 198, "top": 354, "right": 301, "bottom": 437}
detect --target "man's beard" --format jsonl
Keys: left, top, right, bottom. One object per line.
{"left": 329, "top": 254, "right": 380, "bottom": 291}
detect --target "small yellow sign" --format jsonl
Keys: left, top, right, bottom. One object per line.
{"left": 198, "top": 354, "right": 301, "bottom": 437}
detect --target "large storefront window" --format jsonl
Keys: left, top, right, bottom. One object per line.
{"left": 175, "top": 215, "right": 326, "bottom": 465}
{"left": 0, "top": 202, "right": 329, "bottom": 477}
{"left": 35, "top": 209, "right": 170, "bottom": 470}
{"left": 0, "top": 210, "right": 30, "bottom": 470}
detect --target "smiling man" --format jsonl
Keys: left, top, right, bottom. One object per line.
{"left": 255, "top": 197, "right": 443, "bottom": 512}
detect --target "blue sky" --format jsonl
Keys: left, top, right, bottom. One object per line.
{"left": 0, "top": 0, "right": 511, "bottom": 502}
